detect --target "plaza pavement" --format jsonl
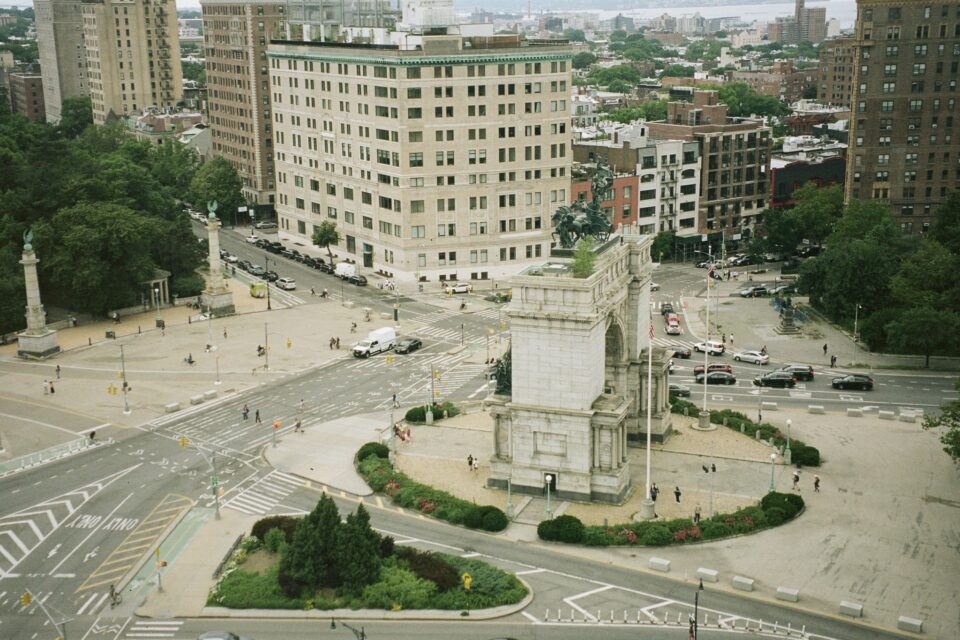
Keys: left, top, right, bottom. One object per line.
{"left": 2, "top": 265, "right": 959, "bottom": 637}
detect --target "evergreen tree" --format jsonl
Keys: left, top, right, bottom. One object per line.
{"left": 335, "top": 504, "right": 382, "bottom": 595}
{"left": 280, "top": 493, "right": 342, "bottom": 589}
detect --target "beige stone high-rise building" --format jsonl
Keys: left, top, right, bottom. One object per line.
{"left": 818, "top": 36, "right": 855, "bottom": 107}
{"left": 81, "top": 0, "right": 182, "bottom": 124}
{"left": 269, "top": 33, "right": 574, "bottom": 283}
{"left": 34, "top": 0, "right": 88, "bottom": 123}
{"left": 201, "top": 0, "right": 286, "bottom": 211}
{"left": 845, "top": 0, "right": 960, "bottom": 233}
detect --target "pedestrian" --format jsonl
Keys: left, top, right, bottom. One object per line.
{"left": 255, "top": 409, "right": 261, "bottom": 424}
{"left": 729, "top": 333, "right": 734, "bottom": 345}
{"left": 814, "top": 475, "right": 821, "bottom": 492}
{"left": 311, "top": 287, "right": 316, "bottom": 296}
{"left": 650, "top": 483, "right": 659, "bottom": 502}
{"left": 294, "top": 418, "right": 303, "bottom": 433}
{"left": 711, "top": 463, "right": 716, "bottom": 472}
{"left": 694, "top": 505, "right": 702, "bottom": 524}
{"left": 336, "top": 337, "right": 340, "bottom": 349}
{"left": 55, "top": 364, "right": 61, "bottom": 379}
{"left": 242, "top": 404, "right": 249, "bottom": 420}
{"left": 467, "top": 454, "right": 474, "bottom": 470}
{"left": 674, "top": 485, "right": 682, "bottom": 503}
{"left": 792, "top": 470, "right": 801, "bottom": 491}
{"left": 223, "top": 328, "right": 228, "bottom": 339}
{"left": 830, "top": 354, "right": 837, "bottom": 368}
{"left": 472, "top": 458, "right": 479, "bottom": 472}
{"left": 43, "top": 380, "right": 49, "bottom": 395}
{"left": 405, "top": 427, "right": 411, "bottom": 443}
{"left": 49, "top": 381, "right": 55, "bottom": 394}
{"left": 823, "top": 343, "right": 828, "bottom": 356}
{"left": 722, "top": 332, "right": 727, "bottom": 344}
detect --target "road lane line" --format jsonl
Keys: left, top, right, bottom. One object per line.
{"left": 49, "top": 493, "right": 134, "bottom": 575}
{"left": 76, "top": 592, "right": 100, "bottom": 615}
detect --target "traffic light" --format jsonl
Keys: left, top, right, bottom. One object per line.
{"left": 19, "top": 592, "right": 31, "bottom": 606}
{"left": 178, "top": 436, "right": 189, "bottom": 448}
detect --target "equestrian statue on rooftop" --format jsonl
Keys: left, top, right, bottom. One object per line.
{"left": 552, "top": 159, "right": 614, "bottom": 249}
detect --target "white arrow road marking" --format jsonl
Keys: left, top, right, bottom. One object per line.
{"left": 46, "top": 543, "right": 62, "bottom": 558}
{"left": 84, "top": 547, "right": 100, "bottom": 563}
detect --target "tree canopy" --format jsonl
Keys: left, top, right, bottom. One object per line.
{"left": 603, "top": 100, "right": 668, "bottom": 123}
{"left": 190, "top": 157, "right": 244, "bottom": 224}
{"left": 718, "top": 83, "right": 790, "bottom": 118}
{"left": 572, "top": 52, "right": 597, "bottom": 70}
{"left": 312, "top": 220, "right": 340, "bottom": 262}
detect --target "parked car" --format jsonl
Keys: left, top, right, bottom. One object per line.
{"left": 291, "top": 250, "right": 304, "bottom": 262}
{"left": 660, "top": 302, "right": 674, "bottom": 316}
{"left": 262, "top": 270, "right": 279, "bottom": 282}
{"left": 753, "top": 371, "right": 797, "bottom": 388}
{"left": 671, "top": 347, "right": 692, "bottom": 359}
{"left": 237, "top": 260, "right": 252, "bottom": 272}
{"left": 777, "top": 364, "right": 814, "bottom": 381}
{"left": 280, "top": 248, "right": 295, "bottom": 260}
{"left": 266, "top": 242, "right": 283, "bottom": 254}
{"left": 797, "top": 245, "right": 822, "bottom": 258}
{"left": 694, "top": 340, "right": 725, "bottom": 356}
{"left": 669, "top": 383, "right": 691, "bottom": 398}
{"left": 223, "top": 254, "right": 239, "bottom": 264}
{"left": 394, "top": 337, "right": 423, "bottom": 354}
{"left": 276, "top": 277, "right": 296, "bottom": 290}
{"left": 831, "top": 374, "right": 874, "bottom": 391}
{"left": 254, "top": 221, "right": 278, "bottom": 230}
{"left": 318, "top": 261, "right": 334, "bottom": 274}
{"left": 693, "top": 363, "right": 733, "bottom": 375}
{"left": 694, "top": 371, "right": 737, "bottom": 385}
{"left": 444, "top": 282, "right": 473, "bottom": 294}
{"left": 248, "top": 265, "right": 266, "bottom": 277}
{"left": 665, "top": 320, "right": 682, "bottom": 335}
{"left": 738, "top": 285, "right": 768, "bottom": 297}
{"left": 650, "top": 282, "right": 660, "bottom": 291}
{"left": 348, "top": 274, "right": 368, "bottom": 286}
{"left": 254, "top": 238, "right": 269, "bottom": 249}
{"left": 733, "top": 350, "right": 770, "bottom": 365}
{"left": 302, "top": 256, "right": 318, "bottom": 268}
{"left": 244, "top": 234, "right": 260, "bottom": 244}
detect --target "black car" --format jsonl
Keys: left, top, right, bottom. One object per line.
{"left": 302, "top": 256, "right": 318, "bottom": 268}
{"left": 694, "top": 371, "right": 737, "bottom": 385}
{"left": 261, "top": 270, "right": 279, "bottom": 282}
{"left": 671, "top": 347, "right": 692, "bottom": 359}
{"left": 394, "top": 337, "right": 423, "bottom": 354}
{"left": 753, "top": 371, "right": 797, "bottom": 388}
{"left": 348, "top": 274, "right": 368, "bottom": 286}
{"left": 318, "top": 261, "right": 334, "bottom": 274}
{"left": 266, "top": 242, "right": 283, "bottom": 254}
{"left": 832, "top": 374, "right": 874, "bottom": 391}
{"left": 778, "top": 364, "right": 814, "bottom": 381}
{"left": 661, "top": 303, "right": 674, "bottom": 316}
{"left": 291, "top": 250, "right": 303, "bottom": 262}
{"left": 237, "top": 259, "right": 253, "bottom": 272}
{"left": 280, "top": 248, "right": 295, "bottom": 260}
{"left": 254, "top": 238, "right": 269, "bottom": 249}
{"left": 248, "top": 265, "right": 266, "bottom": 277}
{"left": 669, "top": 383, "right": 691, "bottom": 397}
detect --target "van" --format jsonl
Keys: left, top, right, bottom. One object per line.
{"left": 352, "top": 327, "right": 397, "bottom": 358}
{"left": 335, "top": 262, "right": 357, "bottom": 279}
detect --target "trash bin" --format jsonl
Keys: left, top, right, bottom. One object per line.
{"left": 105, "top": 330, "right": 115, "bottom": 339}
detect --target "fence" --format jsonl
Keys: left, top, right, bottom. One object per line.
{"left": 0, "top": 436, "right": 103, "bottom": 478}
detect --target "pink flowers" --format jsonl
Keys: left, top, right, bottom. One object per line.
{"left": 617, "top": 528, "right": 638, "bottom": 544}
{"left": 415, "top": 497, "right": 437, "bottom": 513}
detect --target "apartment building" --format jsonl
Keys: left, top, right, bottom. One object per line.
{"left": 268, "top": 32, "right": 574, "bottom": 283}
{"left": 818, "top": 36, "right": 855, "bottom": 107}
{"left": 572, "top": 121, "right": 701, "bottom": 237}
{"left": 8, "top": 68, "right": 47, "bottom": 121}
{"left": 845, "top": 0, "right": 960, "bottom": 234}
{"left": 201, "top": 0, "right": 286, "bottom": 211}
{"left": 34, "top": 0, "right": 88, "bottom": 123}
{"left": 647, "top": 90, "right": 772, "bottom": 240}
{"left": 81, "top": 0, "right": 183, "bottom": 124}
{"left": 725, "top": 60, "right": 816, "bottom": 103}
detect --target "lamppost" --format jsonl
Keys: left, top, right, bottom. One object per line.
{"left": 214, "top": 354, "right": 221, "bottom": 386}
{"left": 545, "top": 474, "right": 553, "bottom": 518}
{"left": 690, "top": 578, "right": 704, "bottom": 639}
{"left": 460, "top": 323, "right": 464, "bottom": 346}
{"left": 784, "top": 418, "right": 792, "bottom": 464}
{"left": 757, "top": 386, "right": 764, "bottom": 423}
{"left": 769, "top": 452, "right": 777, "bottom": 492}
{"left": 153, "top": 284, "right": 161, "bottom": 324}
{"left": 506, "top": 473, "right": 514, "bottom": 520}
{"left": 851, "top": 302, "right": 862, "bottom": 364}
{"left": 264, "top": 257, "right": 272, "bottom": 310}
{"left": 486, "top": 327, "right": 494, "bottom": 364}
{"left": 330, "top": 619, "right": 366, "bottom": 640}
{"left": 263, "top": 322, "right": 270, "bottom": 371}
{"left": 119, "top": 344, "right": 131, "bottom": 415}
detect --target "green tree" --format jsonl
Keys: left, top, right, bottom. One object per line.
{"left": 718, "top": 83, "right": 789, "bottom": 118}
{"left": 605, "top": 99, "right": 668, "bottom": 123}
{"left": 572, "top": 51, "right": 597, "bottom": 70}
{"left": 572, "top": 237, "right": 597, "bottom": 278}
{"left": 930, "top": 190, "right": 960, "bottom": 253}
{"left": 651, "top": 230, "right": 675, "bottom": 261}
{"left": 923, "top": 379, "right": 960, "bottom": 463}
{"left": 760, "top": 208, "right": 800, "bottom": 255}
{"left": 152, "top": 139, "right": 200, "bottom": 195}
{"left": 57, "top": 97, "right": 93, "bottom": 139}
{"left": 190, "top": 157, "right": 243, "bottom": 224}
{"left": 789, "top": 183, "right": 843, "bottom": 247}
{"left": 280, "top": 493, "right": 342, "bottom": 589}
{"left": 335, "top": 504, "right": 382, "bottom": 595}
{"left": 889, "top": 238, "right": 959, "bottom": 309}
{"left": 181, "top": 60, "right": 206, "bottom": 84}
{"left": 829, "top": 199, "right": 898, "bottom": 246}
{"left": 563, "top": 28, "right": 586, "bottom": 42}
{"left": 312, "top": 220, "right": 340, "bottom": 263}
{"left": 885, "top": 307, "right": 959, "bottom": 367}
{"left": 660, "top": 64, "right": 695, "bottom": 78}
{"left": 606, "top": 79, "right": 633, "bottom": 93}
{"left": 589, "top": 64, "right": 643, "bottom": 86}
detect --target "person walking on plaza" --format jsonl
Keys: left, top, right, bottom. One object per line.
{"left": 650, "top": 483, "right": 659, "bottom": 502}
{"left": 823, "top": 343, "right": 829, "bottom": 357}
{"left": 224, "top": 328, "right": 228, "bottom": 339}
{"left": 814, "top": 475, "right": 821, "bottom": 492}
{"left": 694, "top": 505, "right": 702, "bottom": 524}
{"left": 43, "top": 380, "right": 49, "bottom": 395}
{"left": 55, "top": 364, "right": 61, "bottom": 379}
{"left": 336, "top": 337, "right": 341, "bottom": 349}
{"left": 49, "top": 381, "right": 55, "bottom": 394}
{"left": 294, "top": 418, "right": 303, "bottom": 433}
{"left": 830, "top": 354, "right": 837, "bottom": 368}
{"left": 472, "top": 458, "right": 479, "bottom": 472}
{"left": 793, "top": 470, "right": 801, "bottom": 491}
{"left": 729, "top": 333, "right": 734, "bottom": 345}
{"left": 242, "top": 404, "right": 249, "bottom": 420}
{"left": 467, "top": 454, "right": 474, "bottom": 471}
{"left": 722, "top": 333, "right": 727, "bottom": 344}
{"left": 329, "top": 337, "right": 335, "bottom": 350}
{"left": 255, "top": 409, "right": 261, "bottom": 425}
{"left": 674, "top": 485, "right": 682, "bottom": 503}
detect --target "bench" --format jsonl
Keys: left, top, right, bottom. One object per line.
{"left": 696, "top": 567, "right": 719, "bottom": 583}
{"left": 808, "top": 405, "right": 825, "bottom": 414}
{"left": 648, "top": 557, "right": 671, "bottom": 572}
{"left": 776, "top": 586, "right": 799, "bottom": 602}
{"left": 732, "top": 575, "right": 754, "bottom": 591}
{"left": 897, "top": 616, "right": 923, "bottom": 633}
{"left": 899, "top": 413, "right": 917, "bottom": 423}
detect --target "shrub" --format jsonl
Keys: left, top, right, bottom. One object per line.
{"left": 639, "top": 524, "right": 673, "bottom": 546}
{"left": 264, "top": 527, "right": 288, "bottom": 554}
{"left": 380, "top": 536, "right": 395, "bottom": 558}
{"left": 699, "top": 520, "right": 734, "bottom": 540}
{"left": 212, "top": 565, "right": 303, "bottom": 609}
{"left": 404, "top": 405, "right": 427, "bottom": 423}
{"left": 396, "top": 548, "right": 460, "bottom": 592}
{"left": 277, "top": 568, "right": 303, "bottom": 599}
{"left": 764, "top": 507, "right": 786, "bottom": 526}
{"left": 582, "top": 527, "right": 619, "bottom": 546}
{"left": 238, "top": 535, "right": 261, "bottom": 554}
{"left": 172, "top": 274, "right": 204, "bottom": 298}
{"left": 761, "top": 492, "right": 803, "bottom": 520}
{"left": 481, "top": 507, "right": 509, "bottom": 532}
{"left": 537, "top": 515, "right": 585, "bottom": 543}
{"left": 670, "top": 398, "right": 698, "bottom": 415}
{"left": 251, "top": 515, "right": 300, "bottom": 543}
{"left": 791, "top": 443, "right": 821, "bottom": 467}
{"left": 357, "top": 441, "right": 390, "bottom": 462}
{"left": 361, "top": 561, "right": 438, "bottom": 610}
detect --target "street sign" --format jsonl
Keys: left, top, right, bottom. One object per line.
{"left": 178, "top": 436, "right": 190, "bottom": 448}
{"left": 211, "top": 476, "right": 219, "bottom": 487}
{"left": 19, "top": 592, "right": 31, "bottom": 606}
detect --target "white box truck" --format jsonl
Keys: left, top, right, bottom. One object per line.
{"left": 353, "top": 327, "right": 397, "bottom": 358}
{"left": 335, "top": 262, "right": 357, "bottom": 279}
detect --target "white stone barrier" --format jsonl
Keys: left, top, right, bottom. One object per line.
{"left": 649, "top": 557, "right": 671, "bottom": 572}
{"left": 878, "top": 410, "right": 895, "bottom": 420}
{"left": 203, "top": 390, "right": 217, "bottom": 401}
{"left": 808, "top": 405, "right": 825, "bottom": 414}
{"left": 776, "top": 586, "right": 799, "bottom": 602}
{"left": 732, "top": 575, "right": 754, "bottom": 591}
{"left": 164, "top": 402, "right": 181, "bottom": 413}
{"left": 846, "top": 408, "right": 863, "bottom": 417}
{"left": 761, "top": 401, "right": 778, "bottom": 411}
{"left": 839, "top": 601, "right": 863, "bottom": 617}
{"left": 189, "top": 394, "right": 204, "bottom": 405}
{"left": 897, "top": 616, "right": 923, "bottom": 633}
{"left": 696, "top": 567, "right": 719, "bottom": 583}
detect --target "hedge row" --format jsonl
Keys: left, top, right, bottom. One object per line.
{"left": 356, "top": 449, "right": 508, "bottom": 532}
{"left": 670, "top": 399, "right": 820, "bottom": 467}
{"left": 404, "top": 401, "right": 460, "bottom": 424}
{"left": 538, "top": 492, "right": 803, "bottom": 546}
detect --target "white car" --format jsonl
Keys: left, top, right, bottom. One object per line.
{"left": 276, "top": 277, "right": 296, "bottom": 290}
{"left": 693, "top": 340, "right": 725, "bottom": 356}
{"left": 245, "top": 234, "right": 259, "bottom": 244}
{"left": 650, "top": 282, "right": 660, "bottom": 291}
{"left": 223, "top": 254, "right": 238, "bottom": 264}
{"left": 444, "top": 282, "right": 472, "bottom": 294}
{"left": 733, "top": 350, "right": 769, "bottom": 365}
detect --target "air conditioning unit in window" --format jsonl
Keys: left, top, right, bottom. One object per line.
{"left": 908, "top": 123, "right": 916, "bottom": 129}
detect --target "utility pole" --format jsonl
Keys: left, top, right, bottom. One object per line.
{"left": 263, "top": 322, "right": 270, "bottom": 371}
{"left": 265, "top": 257, "right": 272, "bottom": 310}
{"left": 119, "top": 345, "right": 131, "bottom": 415}
{"left": 21, "top": 588, "right": 71, "bottom": 639}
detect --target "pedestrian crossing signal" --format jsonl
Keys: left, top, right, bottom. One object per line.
{"left": 107, "top": 384, "right": 118, "bottom": 395}
{"left": 19, "top": 592, "right": 31, "bottom": 606}
{"left": 386, "top": 355, "right": 394, "bottom": 364}
{"left": 178, "top": 436, "right": 190, "bottom": 448}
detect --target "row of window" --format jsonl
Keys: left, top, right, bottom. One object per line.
{"left": 272, "top": 58, "right": 568, "bottom": 78}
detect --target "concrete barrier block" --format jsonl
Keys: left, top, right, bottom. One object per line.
{"left": 189, "top": 394, "right": 204, "bottom": 405}
{"left": 808, "top": 405, "right": 825, "bottom": 414}
{"left": 899, "top": 413, "right": 917, "bottom": 423}
{"left": 649, "top": 557, "right": 670, "bottom": 572}
{"left": 696, "top": 567, "right": 719, "bottom": 583}
{"left": 897, "top": 616, "right": 923, "bottom": 633}
{"left": 776, "top": 586, "right": 799, "bottom": 602}
{"left": 846, "top": 408, "right": 863, "bottom": 417}
{"left": 761, "top": 401, "right": 778, "bottom": 411}
{"left": 862, "top": 405, "right": 879, "bottom": 414}
{"left": 343, "top": 301, "right": 355, "bottom": 309}
{"left": 878, "top": 410, "right": 895, "bottom": 420}
{"left": 164, "top": 402, "right": 181, "bottom": 414}
{"left": 203, "top": 390, "right": 217, "bottom": 400}
{"left": 379, "top": 312, "right": 392, "bottom": 319}
{"left": 839, "top": 601, "right": 863, "bottom": 618}
{"left": 732, "top": 575, "right": 754, "bottom": 591}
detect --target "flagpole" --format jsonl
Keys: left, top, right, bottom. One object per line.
{"left": 639, "top": 310, "right": 657, "bottom": 520}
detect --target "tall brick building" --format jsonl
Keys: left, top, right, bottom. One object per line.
{"left": 818, "top": 36, "right": 855, "bottom": 107}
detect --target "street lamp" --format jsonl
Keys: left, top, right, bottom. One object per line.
{"left": 545, "top": 474, "right": 553, "bottom": 518}
{"left": 757, "top": 386, "right": 764, "bottom": 423}
{"left": 690, "top": 578, "right": 704, "bottom": 639}
{"left": 784, "top": 418, "right": 792, "bottom": 465}
{"left": 264, "top": 257, "right": 272, "bottom": 310}
{"left": 119, "top": 344, "right": 131, "bottom": 415}
{"left": 153, "top": 284, "right": 161, "bottom": 324}
{"left": 506, "top": 473, "right": 514, "bottom": 520}
{"left": 330, "top": 618, "right": 366, "bottom": 640}
{"left": 769, "top": 452, "right": 777, "bottom": 493}
{"left": 851, "top": 302, "right": 862, "bottom": 364}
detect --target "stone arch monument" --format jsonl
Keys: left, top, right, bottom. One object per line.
{"left": 486, "top": 228, "right": 672, "bottom": 504}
